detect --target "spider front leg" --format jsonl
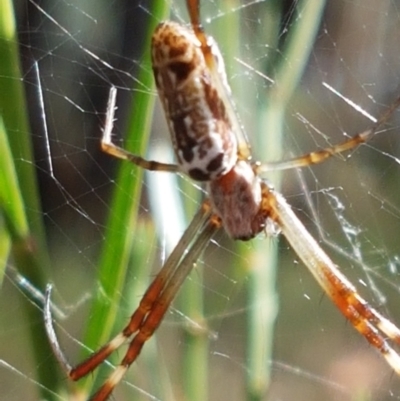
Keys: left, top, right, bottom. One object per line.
{"left": 101, "top": 86, "right": 180, "bottom": 173}
{"left": 44, "top": 201, "right": 220, "bottom": 401}
{"left": 263, "top": 184, "right": 400, "bottom": 373}
{"left": 92, "top": 213, "right": 220, "bottom": 401}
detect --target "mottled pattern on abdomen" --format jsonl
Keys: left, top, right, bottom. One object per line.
{"left": 152, "top": 21, "right": 237, "bottom": 181}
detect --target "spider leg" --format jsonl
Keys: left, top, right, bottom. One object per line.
{"left": 44, "top": 285, "right": 73, "bottom": 373}
{"left": 186, "top": 0, "right": 201, "bottom": 30}
{"left": 257, "top": 95, "right": 400, "bottom": 173}
{"left": 263, "top": 184, "right": 400, "bottom": 373}
{"left": 101, "top": 86, "right": 180, "bottom": 173}
{"left": 90, "top": 204, "right": 220, "bottom": 401}
{"left": 44, "top": 201, "right": 220, "bottom": 400}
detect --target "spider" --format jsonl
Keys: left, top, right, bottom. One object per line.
{"left": 45, "top": 0, "right": 400, "bottom": 400}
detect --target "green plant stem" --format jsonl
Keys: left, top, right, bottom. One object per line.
{"left": 0, "top": 0, "right": 62, "bottom": 398}
{"left": 78, "top": 1, "right": 171, "bottom": 396}
{"left": 245, "top": 1, "right": 326, "bottom": 400}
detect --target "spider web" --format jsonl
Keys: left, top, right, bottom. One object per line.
{"left": 1, "top": 0, "right": 400, "bottom": 400}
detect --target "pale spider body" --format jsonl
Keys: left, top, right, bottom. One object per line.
{"left": 152, "top": 21, "right": 266, "bottom": 240}
{"left": 151, "top": 21, "right": 237, "bottom": 182}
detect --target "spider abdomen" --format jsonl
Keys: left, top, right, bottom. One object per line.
{"left": 151, "top": 21, "right": 237, "bottom": 181}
